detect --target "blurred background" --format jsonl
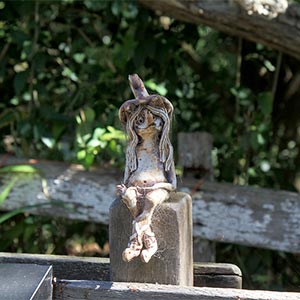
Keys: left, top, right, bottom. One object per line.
{"left": 0, "top": 0, "right": 300, "bottom": 291}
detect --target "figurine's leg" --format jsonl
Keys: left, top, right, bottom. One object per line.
{"left": 136, "top": 188, "right": 170, "bottom": 225}
{"left": 122, "top": 188, "right": 143, "bottom": 262}
{"left": 123, "top": 215, "right": 152, "bottom": 262}
{"left": 137, "top": 188, "right": 170, "bottom": 263}
{"left": 122, "top": 227, "right": 143, "bottom": 262}
{"left": 122, "top": 186, "right": 139, "bottom": 217}
{"left": 140, "top": 226, "right": 158, "bottom": 263}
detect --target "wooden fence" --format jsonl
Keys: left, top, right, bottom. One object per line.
{"left": 1, "top": 155, "right": 300, "bottom": 299}
{"left": 1, "top": 155, "right": 299, "bottom": 254}
{"left": 1, "top": 253, "right": 300, "bottom": 300}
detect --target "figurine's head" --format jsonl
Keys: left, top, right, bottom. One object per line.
{"left": 134, "top": 108, "right": 163, "bottom": 138}
{"left": 119, "top": 95, "right": 173, "bottom": 126}
{"left": 120, "top": 96, "right": 174, "bottom": 180}
{"left": 120, "top": 75, "right": 175, "bottom": 182}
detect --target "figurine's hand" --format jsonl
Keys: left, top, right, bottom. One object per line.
{"left": 116, "top": 184, "right": 127, "bottom": 196}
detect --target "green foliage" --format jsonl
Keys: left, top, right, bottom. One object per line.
{"left": 0, "top": 165, "right": 40, "bottom": 212}
{"left": 75, "top": 106, "right": 125, "bottom": 168}
{"left": 1, "top": 0, "right": 300, "bottom": 291}
{"left": 0, "top": 165, "right": 39, "bottom": 173}
{"left": 2, "top": 0, "right": 297, "bottom": 188}
{"left": 0, "top": 213, "right": 108, "bottom": 255}
{"left": 0, "top": 177, "right": 17, "bottom": 205}
{"left": 218, "top": 244, "right": 300, "bottom": 292}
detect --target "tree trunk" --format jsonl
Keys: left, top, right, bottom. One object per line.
{"left": 137, "top": 0, "right": 300, "bottom": 60}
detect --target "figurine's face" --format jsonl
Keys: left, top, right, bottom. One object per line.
{"left": 134, "top": 109, "right": 162, "bottom": 135}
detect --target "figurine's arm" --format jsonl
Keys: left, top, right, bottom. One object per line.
{"left": 166, "top": 160, "right": 177, "bottom": 190}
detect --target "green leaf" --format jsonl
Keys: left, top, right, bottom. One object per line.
{"left": 258, "top": 92, "right": 273, "bottom": 116}
{"left": 260, "top": 160, "right": 271, "bottom": 172}
{"left": 145, "top": 80, "right": 167, "bottom": 96}
{"left": 62, "top": 67, "right": 78, "bottom": 82}
{"left": 82, "top": 152, "right": 94, "bottom": 169}
{"left": 0, "top": 165, "right": 39, "bottom": 173}
{"left": 87, "top": 138, "right": 106, "bottom": 148}
{"left": 77, "top": 149, "right": 86, "bottom": 160}
{"left": 85, "top": 107, "right": 95, "bottom": 123}
{"left": 101, "top": 126, "right": 125, "bottom": 141}
{"left": 0, "top": 177, "right": 18, "bottom": 205}
{"left": 0, "top": 109, "right": 16, "bottom": 129}
{"left": 92, "top": 127, "right": 106, "bottom": 139}
{"left": 0, "top": 201, "right": 75, "bottom": 224}
{"left": 41, "top": 137, "right": 55, "bottom": 148}
{"left": 13, "top": 70, "right": 29, "bottom": 95}
{"left": 83, "top": 0, "right": 108, "bottom": 11}
{"left": 257, "top": 133, "right": 265, "bottom": 145}
{"left": 111, "top": 1, "right": 121, "bottom": 16}
{"left": 0, "top": 209, "right": 23, "bottom": 224}
{"left": 73, "top": 53, "right": 86, "bottom": 64}
{"left": 264, "top": 60, "right": 275, "bottom": 72}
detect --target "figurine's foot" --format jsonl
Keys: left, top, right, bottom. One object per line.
{"left": 122, "top": 247, "right": 142, "bottom": 262}
{"left": 122, "top": 232, "right": 143, "bottom": 262}
{"left": 140, "top": 233, "right": 158, "bottom": 263}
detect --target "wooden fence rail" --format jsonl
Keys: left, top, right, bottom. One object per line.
{"left": 53, "top": 280, "right": 300, "bottom": 300}
{"left": 0, "top": 156, "right": 300, "bottom": 253}
{"left": 0, "top": 252, "right": 242, "bottom": 288}
{"left": 0, "top": 252, "right": 299, "bottom": 300}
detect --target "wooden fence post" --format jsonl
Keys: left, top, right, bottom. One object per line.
{"left": 178, "top": 131, "right": 215, "bottom": 262}
{"left": 109, "top": 192, "right": 193, "bottom": 286}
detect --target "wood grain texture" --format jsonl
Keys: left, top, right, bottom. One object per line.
{"left": 178, "top": 132, "right": 215, "bottom": 261}
{"left": 137, "top": 0, "right": 300, "bottom": 60}
{"left": 1, "top": 156, "right": 300, "bottom": 253}
{"left": 0, "top": 252, "right": 111, "bottom": 281}
{"left": 0, "top": 252, "right": 242, "bottom": 288}
{"left": 191, "top": 181, "right": 300, "bottom": 253}
{"left": 178, "top": 132, "right": 213, "bottom": 171}
{"left": 53, "top": 279, "right": 300, "bottom": 300}
{"left": 109, "top": 193, "right": 193, "bottom": 286}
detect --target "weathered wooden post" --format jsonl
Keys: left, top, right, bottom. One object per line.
{"left": 109, "top": 74, "right": 193, "bottom": 286}
{"left": 178, "top": 132, "right": 216, "bottom": 262}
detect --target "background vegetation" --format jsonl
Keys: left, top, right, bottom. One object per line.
{"left": 0, "top": 0, "right": 300, "bottom": 291}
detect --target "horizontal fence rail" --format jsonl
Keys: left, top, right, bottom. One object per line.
{"left": 1, "top": 156, "right": 300, "bottom": 253}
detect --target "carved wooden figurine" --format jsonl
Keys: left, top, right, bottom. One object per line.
{"left": 117, "top": 74, "right": 176, "bottom": 263}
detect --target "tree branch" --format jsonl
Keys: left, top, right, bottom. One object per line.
{"left": 138, "top": 0, "right": 300, "bottom": 60}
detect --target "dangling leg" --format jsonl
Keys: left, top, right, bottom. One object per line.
{"left": 140, "top": 226, "right": 158, "bottom": 263}
{"left": 122, "top": 220, "right": 145, "bottom": 262}
{"left": 136, "top": 188, "right": 170, "bottom": 263}
{"left": 117, "top": 185, "right": 144, "bottom": 261}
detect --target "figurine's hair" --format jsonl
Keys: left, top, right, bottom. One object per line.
{"left": 124, "top": 103, "right": 174, "bottom": 184}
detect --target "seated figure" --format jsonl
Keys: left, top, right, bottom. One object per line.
{"left": 117, "top": 74, "right": 177, "bottom": 263}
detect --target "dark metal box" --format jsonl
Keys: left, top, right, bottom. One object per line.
{"left": 0, "top": 263, "right": 52, "bottom": 300}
